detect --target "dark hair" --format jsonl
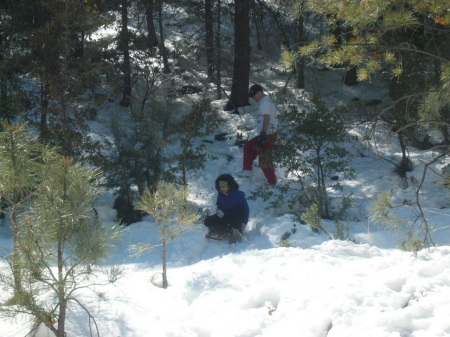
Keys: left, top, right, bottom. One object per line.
{"left": 248, "top": 84, "right": 263, "bottom": 97}
{"left": 215, "top": 174, "right": 239, "bottom": 191}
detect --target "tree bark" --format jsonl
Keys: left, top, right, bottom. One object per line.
{"left": 344, "top": 66, "right": 357, "bottom": 86}
{"left": 119, "top": 0, "right": 132, "bottom": 107}
{"left": 144, "top": 0, "right": 159, "bottom": 51}
{"left": 12, "top": 212, "right": 22, "bottom": 296}
{"left": 226, "top": 0, "right": 251, "bottom": 111}
{"left": 215, "top": 0, "right": 222, "bottom": 99}
{"left": 57, "top": 241, "right": 67, "bottom": 337}
{"left": 157, "top": 0, "right": 171, "bottom": 74}
{"left": 162, "top": 238, "right": 168, "bottom": 289}
{"left": 344, "top": 31, "right": 358, "bottom": 86}
{"left": 205, "top": 0, "right": 214, "bottom": 80}
{"left": 296, "top": 14, "right": 305, "bottom": 89}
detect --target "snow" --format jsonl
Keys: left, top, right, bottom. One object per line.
{"left": 1, "top": 82, "right": 449, "bottom": 336}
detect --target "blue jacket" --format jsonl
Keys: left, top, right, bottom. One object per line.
{"left": 216, "top": 189, "right": 249, "bottom": 224}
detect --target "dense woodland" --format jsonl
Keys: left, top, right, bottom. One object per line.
{"left": 0, "top": 1, "right": 449, "bottom": 336}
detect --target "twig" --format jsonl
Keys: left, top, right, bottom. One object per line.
{"left": 72, "top": 298, "right": 100, "bottom": 337}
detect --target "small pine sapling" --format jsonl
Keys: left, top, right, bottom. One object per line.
{"left": 0, "top": 151, "right": 123, "bottom": 337}
{"left": 370, "top": 191, "right": 433, "bottom": 255}
{"left": 134, "top": 183, "right": 200, "bottom": 289}
{"left": 301, "top": 204, "right": 332, "bottom": 240}
{"left": 268, "top": 93, "right": 355, "bottom": 219}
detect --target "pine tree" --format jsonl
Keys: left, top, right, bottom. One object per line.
{"left": 275, "top": 93, "right": 356, "bottom": 219}
{"left": 0, "top": 5, "right": 29, "bottom": 121}
{"left": 0, "top": 121, "right": 44, "bottom": 296}
{"left": 370, "top": 191, "right": 431, "bottom": 254}
{"left": 295, "top": 0, "right": 449, "bottom": 152}
{"left": 0, "top": 123, "right": 123, "bottom": 337}
{"left": 97, "top": 96, "right": 176, "bottom": 225}
{"left": 205, "top": 0, "right": 215, "bottom": 80}
{"left": 226, "top": 0, "right": 251, "bottom": 110}
{"left": 171, "top": 99, "right": 222, "bottom": 185}
{"left": 142, "top": 0, "right": 159, "bottom": 51}
{"left": 119, "top": 0, "right": 132, "bottom": 107}
{"left": 135, "top": 183, "right": 200, "bottom": 289}
{"left": 8, "top": 0, "right": 111, "bottom": 156}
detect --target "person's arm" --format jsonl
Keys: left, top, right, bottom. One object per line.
{"left": 258, "top": 114, "right": 270, "bottom": 147}
{"left": 239, "top": 192, "right": 249, "bottom": 224}
{"left": 261, "top": 114, "right": 270, "bottom": 133}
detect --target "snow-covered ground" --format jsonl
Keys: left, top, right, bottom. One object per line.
{"left": 1, "top": 67, "right": 449, "bottom": 336}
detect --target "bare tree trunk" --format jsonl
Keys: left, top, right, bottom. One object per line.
{"left": 39, "top": 83, "right": 50, "bottom": 141}
{"left": 144, "top": 0, "right": 159, "bottom": 51}
{"left": 12, "top": 211, "right": 22, "bottom": 296}
{"left": 57, "top": 241, "right": 66, "bottom": 337}
{"left": 397, "top": 130, "right": 412, "bottom": 179}
{"left": 162, "top": 238, "right": 168, "bottom": 289}
{"left": 344, "top": 31, "right": 358, "bottom": 86}
{"left": 344, "top": 66, "right": 358, "bottom": 86}
{"left": 157, "top": 0, "right": 171, "bottom": 74}
{"left": 296, "top": 14, "right": 305, "bottom": 89}
{"left": 215, "top": 0, "right": 222, "bottom": 99}
{"left": 205, "top": 0, "right": 214, "bottom": 81}
{"left": 119, "top": 0, "right": 132, "bottom": 107}
{"left": 226, "top": 0, "right": 250, "bottom": 111}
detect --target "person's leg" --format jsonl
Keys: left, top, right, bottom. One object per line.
{"left": 243, "top": 136, "right": 260, "bottom": 171}
{"left": 204, "top": 214, "right": 228, "bottom": 231}
{"left": 259, "top": 134, "right": 277, "bottom": 185}
{"left": 225, "top": 209, "right": 245, "bottom": 233}
{"left": 222, "top": 211, "right": 244, "bottom": 243}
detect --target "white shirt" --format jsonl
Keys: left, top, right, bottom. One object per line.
{"left": 256, "top": 96, "right": 279, "bottom": 134}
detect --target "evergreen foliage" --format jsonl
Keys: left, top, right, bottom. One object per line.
{"left": 370, "top": 191, "right": 432, "bottom": 254}
{"left": 97, "top": 97, "right": 176, "bottom": 225}
{"left": 134, "top": 183, "right": 200, "bottom": 289}
{"left": 301, "top": 203, "right": 332, "bottom": 239}
{"left": 6, "top": 0, "right": 113, "bottom": 157}
{"left": 286, "top": 0, "right": 449, "bottom": 178}
{"left": 171, "top": 99, "right": 222, "bottom": 185}
{"left": 0, "top": 121, "right": 46, "bottom": 295}
{"left": 0, "top": 123, "right": 122, "bottom": 337}
{"left": 273, "top": 93, "right": 355, "bottom": 219}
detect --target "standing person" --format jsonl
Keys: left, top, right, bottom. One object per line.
{"left": 204, "top": 174, "right": 249, "bottom": 243}
{"left": 237, "top": 84, "right": 279, "bottom": 185}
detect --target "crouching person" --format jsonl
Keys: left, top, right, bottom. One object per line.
{"left": 204, "top": 174, "right": 249, "bottom": 243}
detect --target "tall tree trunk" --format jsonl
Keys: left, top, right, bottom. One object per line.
{"left": 144, "top": 0, "right": 158, "bottom": 51}
{"left": 344, "top": 31, "right": 357, "bottom": 86}
{"left": 344, "top": 66, "right": 358, "bottom": 86}
{"left": 162, "top": 238, "right": 168, "bottom": 289}
{"left": 12, "top": 212, "right": 22, "bottom": 296}
{"left": 226, "top": 0, "right": 250, "bottom": 111}
{"left": 119, "top": 0, "right": 132, "bottom": 107}
{"left": 157, "top": 0, "right": 171, "bottom": 74}
{"left": 57, "top": 241, "right": 67, "bottom": 337}
{"left": 296, "top": 14, "right": 305, "bottom": 89}
{"left": 397, "top": 130, "right": 412, "bottom": 179}
{"left": 215, "top": 0, "right": 222, "bottom": 99}
{"left": 39, "top": 83, "right": 50, "bottom": 142}
{"left": 205, "top": 0, "right": 214, "bottom": 81}
{"left": 255, "top": 0, "right": 290, "bottom": 49}
{"left": 0, "top": 33, "right": 7, "bottom": 120}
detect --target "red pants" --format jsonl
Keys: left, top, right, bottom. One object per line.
{"left": 243, "top": 133, "right": 277, "bottom": 185}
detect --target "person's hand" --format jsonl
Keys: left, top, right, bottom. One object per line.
{"left": 258, "top": 131, "right": 267, "bottom": 147}
{"left": 217, "top": 210, "right": 224, "bottom": 218}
